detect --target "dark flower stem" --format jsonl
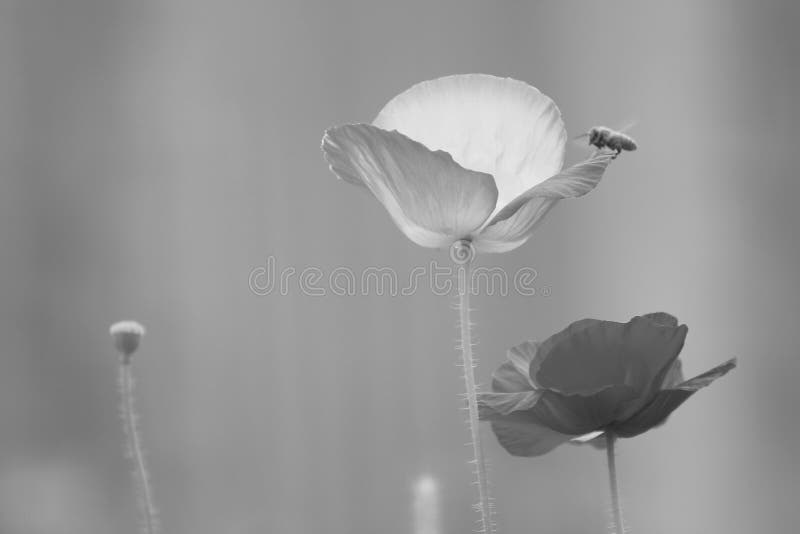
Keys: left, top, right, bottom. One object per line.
{"left": 605, "top": 432, "right": 625, "bottom": 534}
{"left": 119, "top": 359, "right": 159, "bottom": 534}
{"left": 455, "top": 252, "right": 493, "bottom": 534}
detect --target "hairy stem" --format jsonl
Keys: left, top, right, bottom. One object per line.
{"left": 605, "top": 433, "right": 624, "bottom": 534}
{"left": 119, "top": 361, "right": 159, "bottom": 534}
{"left": 456, "top": 256, "right": 493, "bottom": 534}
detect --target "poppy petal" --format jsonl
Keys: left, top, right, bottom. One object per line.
{"left": 491, "top": 341, "right": 540, "bottom": 393}
{"left": 485, "top": 151, "right": 614, "bottom": 225}
{"left": 571, "top": 430, "right": 605, "bottom": 443}
{"left": 528, "top": 385, "right": 640, "bottom": 435}
{"left": 641, "top": 312, "right": 679, "bottom": 328}
{"left": 472, "top": 198, "right": 558, "bottom": 253}
{"left": 527, "top": 318, "right": 603, "bottom": 388}
{"left": 622, "top": 318, "right": 689, "bottom": 412}
{"left": 533, "top": 317, "right": 688, "bottom": 401}
{"left": 661, "top": 358, "right": 685, "bottom": 388}
{"left": 489, "top": 413, "right": 575, "bottom": 457}
{"left": 611, "top": 358, "right": 737, "bottom": 438}
{"left": 322, "top": 124, "right": 498, "bottom": 248}
{"left": 569, "top": 430, "right": 608, "bottom": 450}
{"left": 472, "top": 151, "right": 613, "bottom": 252}
{"left": 373, "top": 74, "right": 567, "bottom": 208}
{"left": 478, "top": 390, "right": 543, "bottom": 418}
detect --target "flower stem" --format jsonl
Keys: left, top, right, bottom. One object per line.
{"left": 413, "top": 475, "right": 440, "bottom": 534}
{"left": 605, "top": 432, "right": 624, "bottom": 534}
{"left": 455, "top": 249, "right": 493, "bottom": 534}
{"left": 119, "top": 360, "right": 159, "bottom": 534}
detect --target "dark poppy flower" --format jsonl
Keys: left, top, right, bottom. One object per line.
{"left": 478, "top": 312, "right": 736, "bottom": 456}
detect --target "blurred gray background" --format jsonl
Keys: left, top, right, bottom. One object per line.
{"left": 1, "top": 0, "right": 798, "bottom": 533}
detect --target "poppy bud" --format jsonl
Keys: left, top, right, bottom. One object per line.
{"left": 109, "top": 321, "right": 145, "bottom": 361}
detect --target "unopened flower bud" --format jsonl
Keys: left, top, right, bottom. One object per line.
{"left": 109, "top": 321, "right": 145, "bottom": 361}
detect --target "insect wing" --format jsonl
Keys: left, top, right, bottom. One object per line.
{"left": 616, "top": 119, "right": 638, "bottom": 134}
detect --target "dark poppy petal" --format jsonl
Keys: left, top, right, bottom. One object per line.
{"left": 489, "top": 413, "right": 574, "bottom": 457}
{"left": 528, "top": 385, "right": 640, "bottom": 435}
{"left": 527, "top": 318, "right": 600, "bottom": 387}
{"left": 616, "top": 318, "right": 689, "bottom": 418}
{"left": 611, "top": 358, "right": 737, "bottom": 438}
{"left": 533, "top": 316, "right": 688, "bottom": 402}
{"left": 480, "top": 383, "right": 634, "bottom": 455}
{"left": 640, "top": 312, "right": 679, "bottom": 328}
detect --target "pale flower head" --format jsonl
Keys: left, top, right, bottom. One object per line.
{"left": 322, "top": 74, "right": 615, "bottom": 253}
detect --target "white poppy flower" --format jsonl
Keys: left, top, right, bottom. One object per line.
{"left": 322, "top": 74, "right": 616, "bottom": 253}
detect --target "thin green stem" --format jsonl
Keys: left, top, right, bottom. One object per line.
{"left": 605, "top": 432, "right": 624, "bottom": 534}
{"left": 456, "top": 255, "right": 493, "bottom": 534}
{"left": 119, "top": 361, "right": 159, "bottom": 534}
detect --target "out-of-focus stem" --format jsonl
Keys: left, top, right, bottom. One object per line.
{"left": 413, "top": 475, "right": 440, "bottom": 534}
{"left": 119, "top": 360, "right": 159, "bottom": 534}
{"left": 455, "top": 251, "right": 493, "bottom": 534}
{"left": 605, "top": 432, "right": 624, "bottom": 534}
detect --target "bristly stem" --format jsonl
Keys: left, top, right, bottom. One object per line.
{"left": 454, "top": 242, "right": 493, "bottom": 534}
{"left": 119, "top": 359, "right": 159, "bottom": 534}
{"left": 605, "top": 432, "right": 624, "bottom": 534}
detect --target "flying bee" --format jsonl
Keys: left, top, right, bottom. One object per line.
{"left": 576, "top": 126, "right": 638, "bottom": 158}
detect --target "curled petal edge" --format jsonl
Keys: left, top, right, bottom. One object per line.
{"left": 484, "top": 150, "right": 614, "bottom": 228}
{"left": 611, "top": 358, "right": 737, "bottom": 438}
{"left": 473, "top": 151, "right": 614, "bottom": 253}
{"left": 472, "top": 198, "right": 557, "bottom": 253}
